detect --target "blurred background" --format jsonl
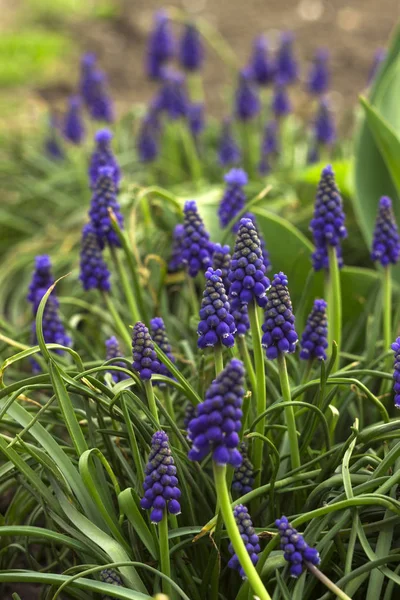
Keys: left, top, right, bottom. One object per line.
{"left": 0, "top": 0, "right": 399, "bottom": 136}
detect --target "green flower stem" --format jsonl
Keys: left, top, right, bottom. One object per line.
{"left": 240, "top": 121, "right": 255, "bottom": 180}
{"left": 159, "top": 511, "right": 172, "bottom": 598}
{"left": 213, "top": 463, "right": 271, "bottom": 600}
{"left": 144, "top": 380, "right": 160, "bottom": 427}
{"left": 306, "top": 562, "right": 352, "bottom": 600}
{"left": 214, "top": 344, "right": 224, "bottom": 376}
{"left": 180, "top": 121, "right": 202, "bottom": 186}
{"left": 327, "top": 245, "right": 342, "bottom": 373}
{"left": 110, "top": 246, "right": 140, "bottom": 326}
{"left": 277, "top": 353, "right": 301, "bottom": 470}
{"left": 102, "top": 291, "right": 131, "bottom": 349}
{"left": 163, "top": 387, "right": 180, "bottom": 449}
{"left": 383, "top": 265, "right": 392, "bottom": 351}
{"left": 248, "top": 302, "right": 266, "bottom": 491}
{"left": 187, "top": 274, "right": 199, "bottom": 319}
{"left": 121, "top": 396, "right": 145, "bottom": 488}
{"left": 238, "top": 335, "right": 257, "bottom": 396}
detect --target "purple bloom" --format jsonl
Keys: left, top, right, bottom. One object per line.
{"left": 146, "top": 10, "right": 175, "bottom": 80}
{"left": 89, "top": 129, "right": 120, "bottom": 189}
{"left": 79, "top": 53, "right": 97, "bottom": 108}
{"left": 230, "top": 297, "right": 250, "bottom": 336}
{"left": 392, "top": 337, "right": 400, "bottom": 408}
{"left": 131, "top": 322, "right": 161, "bottom": 381}
{"left": 368, "top": 48, "right": 386, "bottom": 86}
{"left": 371, "top": 196, "right": 400, "bottom": 266}
{"left": 197, "top": 268, "right": 236, "bottom": 349}
{"left": 232, "top": 442, "right": 254, "bottom": 495}
{"left": 228, "top": 505, "right": 260, "bottom": 578}
{"left": 188, "top": 102, "right": 205, "bottom": 137}
{"left": 241, "top": 212, "right": 271, "bottom": 272}
{"left": 168, "top": 224, "right": 185, "bottom": 272}
{"left": 218, "top": 119, "right": 241, "bottom": 167}
{"left": 88, "top": 70, "right": 114, "bottom": 123}
{"left": 248, "top": 35, "right": 275, "bottom": 86}
{"left": 218, "top": 168, "right": 248, "bottom": 230}
{"left": 259, "top": 120, "right": 279, "bottom": 175}
{"left": 27, "top": 255, "right": 54, "bottom": 312}
{"left": 272, "top": 84, "right": 291, "bottom": 118}
{"left": 150, "top": 317, "right": 176, "bottom": 382}
{"left": 32, "top": 292, "right": 71, "bottom": 350}
{"left": 181, "top": 200, "right": 213, "bottom": 277}
{"left": 228, "top": 217, "right": 270, "bottom": 307}
{"left": 276, "top": 515, "right": 320, "bottom": 578}
{"left": 79, "top": 223, "right": 111, "bottom": 292}
{"left": 187, "top": 358, "right": 244, "bottom": 467}
{"left": 310, "top": 165, "right": 347, "bottom": 271}
{"left": 262, "top": 272, "right": 298, "bottom": 359}
{"left": 105, "top": 336, "right": 129, "bottom": 383}
{"left": 275, "top": 32, "right": 298, "bottom": 85}
{"left": 88, "top": 166, "right": 124, "bottom": 249}
{"left": 313, "top": 99, "right": 336, "bottom": 146}
{"left": 212, "top": 244, "right": 231, "bottom": 290}
{"left": 235, "top": 69, "right": 261, "bottom": 121}
{"left": 140, "top": 431, "right": 181, "bottom": 523}
{"left": 180, "top": 23, "right": 204, "bottom": 71}
{"left": 137, "top": 114, "right": 159, "bottom": 163}
{"left": 299, "top": 299, "right": 328, "bottom": 361}
{"left": 307, "top": 49, "right": 329, "bottom": 95}
{"left": 155, "top": 69, "right": 189, "bottom": 119}
{"left": 63, "top": 96, "right": 85, "bottom": 144}
{"left": 100, "top": 568, "right": 123, "bottom": 594}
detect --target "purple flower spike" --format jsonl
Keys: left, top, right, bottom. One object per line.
{"left": 259, "top": 120, "right": 279, "bottom": 175}
{"left": 188, "top": 103, "right": 205, "bottom": 137}
{"left": 27, "top": 255, "right": 54, "bottom": 312}
{"left": 228, "top": 505, "right": 260, "bottom": 579}
{"left": 248, "top": 35, "right": 275, "bottom": 86}
{"left": 262, "top": 272, "right": 298, "bottom": 359}
{"left": 218, "top": 168, "right": 248, "bottom": 230}
{"left": 32, "top": 292, "right": 71, "bottom": 351}
{"left": 275, "top": 32, "right": 298, "bottom": 85}
{"left": 197, "top": 268, "right": 236, "bottom": 349}
{"left": 180, "top": 23, "right": 204, "bottom": 72}
{"left": 140, "top": 431, "right": 181, "bottom": 523}
{"left": 392, "top": 337, "right": 400, "bottom": 408}
{"left": 240, "top": 212, "right": 271, "bottom": 273}
{"left": 212, "top": 244, "right": 232, "bottom": 291}
{"left": 137, "top": 114, "right": 159, "bottom": 163}
{"left": 88, "top": 70, "right": 114, "bottom": 123}
{"left": 181, "top": 201, "right": 213, "bottom": 277}
{"left": 63, "top": 96, "right": 85, "bottom": 144}
{"left": 230, "top": 298, "right": 250, "bottom": 336}
{"left": 235, "top": 69, "right": 261, "bottom": 121}
{"left": 307, "top": 49, "right": 329, "bottom": 95}
{"left": 276, "top": 515, "right": 320, "bottom": 578}
{"left": 155, "top": 69, "right": 188, "bottom": 120}
{"left": 150, "top": 317, "right": 176, "bottom": 383}
{"left": 314, "top": 99, "right": 336, "bottom": 146}
{"left": 79, "top": 223, "right": 111, "bottom": 292}
{"left": 310, "top": 165, "right": 347, "bottom": 271}
{"left": 146, "top": 10, "right": 175, "bottom": 80}
{"left": 168, "top": 224, "right": 185, "bottom": 272}
{"left": 131, "top": 322, "right": 161, "bottom": 381}
{"left": 105, "top": 336, "right": 129, "bottom": 383}
{"left": 89, "top": 129, "right": 120, "bottom": 189}
{"left": 218, "top": 119, "right": 241, "bottom": 167}
{"left": 88, "top": 166, "right": 124, "bottom": 249}
{"left": 228, "top": 217, "right": 270, "bottom": 307}
{"left": 232, "top": 442, "right": 254, "bottom": 495}
{"left": 79, "top": 53, "right": 97, "bottom": 109}
{"left": 299, "top": 299, "right": 328, "bottom": 361}
{"left": 272, "top": 84, "right": 291, "bottom": 118}
{"left": 371, "top": 196, "right": 400, "bottom": 267}
{"left": 187, "top": 358, "right": 245, "bottom": 467}
{"left": 100, "top": 568, "right": 123, "bottom": 591}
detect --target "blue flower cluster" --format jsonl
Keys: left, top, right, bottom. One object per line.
{"left": 212, "top": 244, "right": 231, "bottom": 290}
{"left": 180, "top": 23, "right": 203, "bottom": 72}
{"left": 232, "top": 442, "right": 254, "bottom": 495}
{"left": 307, "top": 49, "right": 329, "bottom": 95}
{"left": 27, "top": 255, "right": 54, "bottom": 312}
{"left": 228, "top": 505, "right": 260, "bottom": 578}
{"left": 235, "top": 69, "right": 261, "bottom": 121}
{"left": 310, "top": 165, "right": 347, "bottom": 271}
{"left": 187, "top": 359, "right": 244, "bottom": 467}
{"left": 89, "top": 129, "right": 120, "bottom": 189}
{"left": 314, "top": 99, "right": 336, "bottom": 146}
{"left": 146, "top": 10, "right": 175, "bottom": 80}
{"left": 198, "top": 268, "right": 236, "bottom": 349}
{"left": 87, "top": 70, "right": 114, "bottom": 123}
{"left": 105, "top": 336, "right": 129, "bottom": 383}
{"left": 276, "top": 515, "right": 321, "bottom": 578}
{"left": 63, "top": 96, "right": 85, "bottom": 144}
{"left": 79, "top": 223, "right": 111, "bottom": 292}
{"left": 262, "top": 272, "right": 298, "bottom": 359}
{"left": 140, "top": 431, "right": 181, "bottom": 523}
{"left": 248, "top": 36, "right": 275, "bottom": 86}
{"left": 169, "top": 224, "right": 185, "bottom": 272}
{"left": 188, "top": 103, "right": 205, "bottom": 138}
{"left": 218, "top": 168, "right": 248, "bottom": 229}
{"left": 88, "top": 166, "right": 125, "bottom": 249}
{"left": 230, "top": 298, "right": 250, "bottom": 336}
{"left": 156, "top": 69, "right": 188, "bottom": 120}
{"left": 37, "top": 295, "right": 71, "bottom": 350}
{"left": 137, "top": 112, "right": 160, "bottom": 163}
{"left": 131, "top": 322, "right": 161, "bottom": 381}
{"left": 80, "top": 53, "right": 97, "bottom": 108}
{"left": 371, "top": 196, "right": 400, "bottom": 267}
{"left": 392, "top": 337, "right": 400, "bottom": 409}
{"left": 259, "top": 120, "right": 279, "bottom": 175}
{"left": 218, "top": 119, "right": 241, "bottom": 167}
{"left": 272, "top": 85, "right": 291, "bottom": 118}
{"left": 275, "top": 32, "right": 298, "bottom": 85}
{"left": 100, "top": 567, "right": 123, "bottom": 597}
{"left": 181, "top": 200, "right": 213, "bottom": 277}
{"left": 300, "top": 299, "right": 328, "bottom": 361}
{"left": 150, "top": 317, "right": 175, "bottom": 382}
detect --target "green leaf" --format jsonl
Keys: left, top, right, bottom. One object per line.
{"left": 118, "top": 488, "right": 158, "bottom": 559}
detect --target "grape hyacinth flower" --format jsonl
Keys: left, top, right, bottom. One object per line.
{"left": 131, "top": 322, "right": 161, "bottom": 381}
{"left": 88, "top": 70, "right": 114, "bottom": 123}
{"left": 228, "top": 217, "right": 270, "bottom": 307}
{"left": 235, "top": 69, "right": 261, "bottom": 121}
{"left": 212, "top": 244, "right": 231, "bottom": 290}
{"left": 187, "top": 358, "right": 245, "bottom": 466}
{"left": 63, "top": 96, "right": 85, "bottom": 144}
{"left": 146, "top": 10, "right": 175, "bottom": 80}
{"left": 156, "top": 69, "right": 189, "bottom": 120}
{"left": 307, "top": 49, "right": 329, "bottom": 95}
{"left": 230, "top": 297, "right": 250, "bottom": 336}
{"left": 105, "top": 336, "right": 129, "bottom": 383}
{"left": 228, "top": 505, "right": 260, "bottom": 578}
{"left": 276, "top": 515, "right": 320, "bottom": 578}
{"left": 140, "top": 431, "right": 181, "bottom": 523}
{"left": 218, "top": 168, "right": 248, "bottom": 230}
{"left": 150, "top": 317, "right": 176, "bottom": 381}
{"left": 371, "top": 196, "right": 400, "bottom": 266}
{"left": 218, "top": 119, "right": 241, "bottom": 167}
{"left": 259, "top": 120, "right": 279, "bottom": 175}
{"left": 242, "top": 213, "right": 271, "bottom": 273}
{"left": 299, "top": 299, "right": 328, "bottom": 361}
{"left": 272, "top": 84, "right": 291, "bottom": 118}
{"left": 188, "top": 103, "right": 205, "bottom": 138}
{"left": 368, "top": 48, "right": 386, "bottom": 86}
{"left": 310, "top": 165, "right": 347, "bottom": 271}
{"left": 137, "top": 114, "right": 159, "bottom": 163}
{"left": 179, "top": 23, "right": 204, "bottom": 72}
{"left": 33, "top": 292, "right": 71, "bottom": 350}
{"left": 89, "top": 129, "right": 120, "bottom": 189}
{"left": 275, "top": 32, "right": 298, "bottom": 85}
{"left": 248, "top": 35, "right": 275, "bottom": 86}
{"left": 197, "top": 268, "right": 236, "bottom": 349}
{"left": 100, "top": 568, "right": 124, "bottom": 599}
{"left": 168, "top": 224, "right": 184, "bottom": 272}
{"left": 79, "top": 53, "right": 97, "bottom": 109}
{"left": 27, "top": 255, "right": 54, "bottom": 312}
{"left": 232, "top": 442, "right": 254, "bottom": 494}
{"left": 79, "top": 223, "right": 111, "bottom": 292}
{"left": 181, "top": 200, "right": 213, "bottom": 277}
{"left": 88, "top": 166, "right": 124, "bottom": 249}
{"left": 262, "top": 272, "right": 298, "bottom": 359}
{"left": 313, "top": 99, "right": 336, "bottom": 146}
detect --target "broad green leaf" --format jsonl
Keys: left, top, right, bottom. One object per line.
{"left": 118, "top": 488, "right": 158, "bottom": 559}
